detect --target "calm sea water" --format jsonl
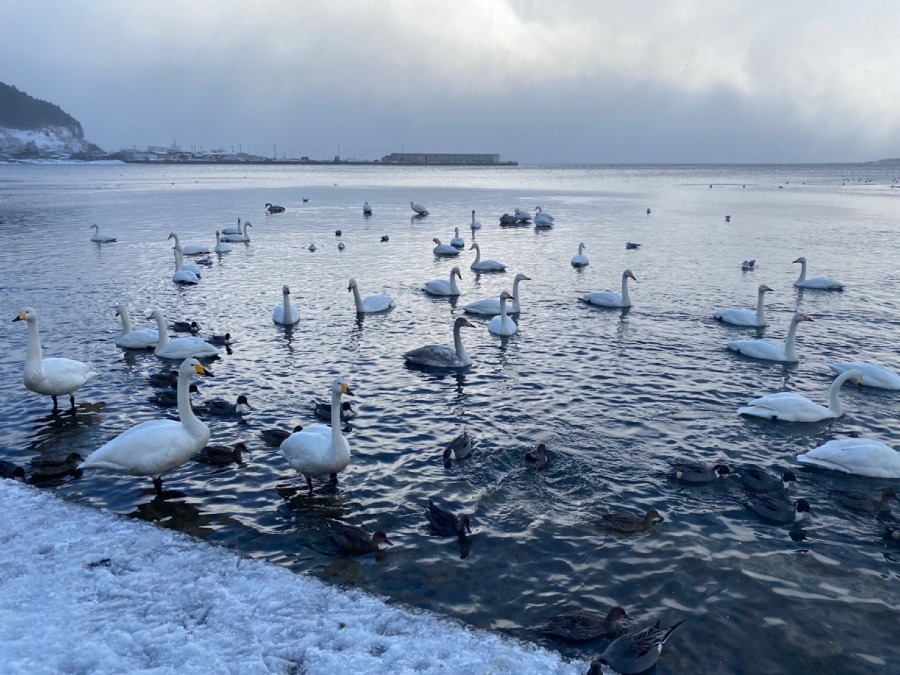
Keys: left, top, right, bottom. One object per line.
{"left": 2, "top": 163, "right": 899, "bottom": 673}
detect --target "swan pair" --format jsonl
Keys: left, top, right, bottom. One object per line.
{"left": 149, "top": 309, "right": 219, "bottom": 359}
{"left": 219, "top": 221, "right": 252, "bottom": 242}
{"left": 424, "top": 267, "right": 463, "bottom": 296}
{"left": 89, "top": 224, "right": 116, "bottom": 242}
{"left": 14, "top": 307, "right": 99, "bottom": 412}
{"left": 273, "top": 285, "right": 301, "bottom": 324}
{"left": 464, "top": 273, "right": 530, "bottom": 315}
{"left": 469, "top": 242, "right": 507, "bottom": 272}
{"left": 280, "top": 377, "right": 353, "bottom": 495}
{"left": 172, "top": 248, "right": 199, "bottom": 284}
{"left": 714, "top": 285, "right": 772, "bottom": 327}
{"left": 115, "top": 305, "right": 159, "bottom": 349}
{"left": 727, "top": 312, "right": 811, "bottom": 362}
{"left": 348, "top": 278, "right": 392, "bottom": 313}
{"left": 738, "top": 369, "right": 863, "bottom": 422}
{"left": 793, "top": 256, "right": 844, "bottom": 290}
{"left": 79, "top": 357, "right": 212, "bottom": 494}
{"left": 404, "top": 317, "right": 475, "bottom": 369}
{"left": 582, "top": 270, "right": 636, "bottom": 308}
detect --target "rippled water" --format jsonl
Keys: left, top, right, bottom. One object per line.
{"left": 2, "top": 163, "right": 900, "bottom": 673}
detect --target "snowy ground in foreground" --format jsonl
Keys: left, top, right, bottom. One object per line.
{"left": 0, "top": 481, "right": 585, "bottom": 675}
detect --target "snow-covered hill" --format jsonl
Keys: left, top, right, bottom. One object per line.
{"left": 0, "top": 124, "right": 102, "bottom": 159}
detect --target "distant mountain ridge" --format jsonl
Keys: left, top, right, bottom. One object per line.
{"left": 0, "top": 82, "right": 102, "bottom": 159}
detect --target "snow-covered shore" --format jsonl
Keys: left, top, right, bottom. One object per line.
{"left": 0, "top": 481, "right": 584, "bottom": 675}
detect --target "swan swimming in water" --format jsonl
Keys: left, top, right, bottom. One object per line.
{"left": 514, "top": 208, "right": 532, "bottom": 223}
{"left": 273, "top": 285, "right": 300, "bottom": 325}
{"left": 348, "top": 278, "right": 392, "bottom": 313}
{"left": 450, "top": 227, "right": 465, "bottom": 248}
{"left": 423, "top": 266, "right": 463, "bottom": 296}
{"left": 470, "top": 210, "right": 482, "bottom": 230}
{"left": 79, "top": 358, "right": 212, "bottom": 494}
{"left": 115, "top": 305, "right": 159, "bottom": 349}
{"left": 219, "top": 221, "right": 252, "bottom": 243}
{"left": 738, "top": 369, "right": 864, "bottom": 422}
{"left": 469, "top": 242, "right": 507, "bottom": 272}
{"left": 149, "top": 309, "right": 219, "bottom": 359}
{"left": 265, "top": 203, "right": 285, "bottom": 214}
{"left": 222, "top": 218, "right": 242, "bottom": 235}
{"left": 792, "top": 256, "right": 845, "bottom": 290}
{"left": 571, "top": 243, "right": 589, "bottom": 268}
{"left": 464, "top": 273, "right": 531, "bottom": 315}
{"left": 713, "top": 284, "right": 773, "bottom": 327}
{"left": 582, "top": 269, "right": 636, "bottom": 308}
{"left": 166, "top": 232, "right": 210, "bottom": 256}
{"left": 280, "top": 377, "right": 353, "bottom": 495}
{"left": 727, "top": 312, "right": 812, "bottom": 362}
{"left": 797, "top": 437, "right": 900, "bottom": 478}
{"left": 363, "top": 201, "right": 372, "bottom": 214}
{"left": 432, "top": 238, "right": 460, "bottom": 256}
{"left": 534, "top": 206, "right": 554, "bottom": 228}
{"left": 488, "top": 291, "right": 517, "bottom": 336}
{"left": 411, "top": 200, "right": 429, "bottom": 215}
{"left": 214, "top": 230, "right": 231, "bottom": 253}
{"left": 827, "top": 361, "right": 900, "bottom": 390}
{"left": 403, "top": 317, "right": 475, "bottom": 369}
{"left": 13, "top": 307, "right": 99, "bottom": 412}
{"left": 89, "top": 224, "right": 116, "bottom": 243}
{"left": 172, "top": 248, "right": 199, "bottom": 285}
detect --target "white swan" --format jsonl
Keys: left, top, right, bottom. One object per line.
{"left": 792, "top": 256, "right": 845, "bottom": 290}
{"left": 797, "top": 437, "right": 900, "bottom": 478}
{"left": 79, "top": 358, "right": 212, "bottom": 493}
{"left": 582, "top": 269, "right": 636, "bottom": 308}
{"left": 424, "top": 266, "right": 462, "bottom": 296}
{"left": 411, "top": 200, "right": 429, "bottom": 215}
{"left": 514, "top": 208, "right": 532, "bottom": 223}
{"left": 280, "top": 377, "right": 353, "bottom": 495}
{"left": 727, "top": 312, "right": 812, "bottom": 362}
{"left": 166, "top": 232, "right": 210, "bottom": 256}
{"left": 172, "top": 248, "right": 199, "bottom": 284}
{"left": 214, "top": 230, "right": 231, "bottom": 253}
{"left": 89, "top": 224, "right": 116, "bottom": 243}
{"left": 488, "top": 291, "right": 517, "bottom": 336}
{"left": 470, "top": 210, "right": 482, "bottom": 230}
{"left": 432, "top": 237, "right": 460, "bottom": 256}
{"left": 273, "top": 285, "right": 300, "bottom": 325}
{"left": 348, "top": 278, "right": 392, "bottom": 313}
{"left": 149, "top": 309, "right": 219, "bottom": 359}
{"left": 219, "top": 222, "right": 252, "bottom": 243}
{"left": 714, "top": 284, "right": 773, "bottom": 327}
{"left": 115, "top": 305, "right": 159, "bottom": 349}
{"left": 464, "top": 273, "right": 531, "bottom": 315}
{"left": 450, "top": 227, "right": 465, "bottom": 248}
{"left": 469, "top": 242, "right": 507, "bottom": 272}
{"left": 571, "top": 243, "right": 589, "bottom": 268}
{"left": 534, "top": 206, "right": 554, "bottom": 228}
{"left": 363, "top": 201, "right": 372, "bottom": 214}
{"left": 403, "top": 317, "right": 475, "bottom": 369}
{"left": 827, "top": 362, "right": 900, "bottom": 390}
{"left": 222, "top": 217, "right": 242, "bottom": 235}
{"left": 13, "top": 307, "right": 99, "bottom": 412}
{"left": 738, "top": 369, "right": 864, "bottom": 422}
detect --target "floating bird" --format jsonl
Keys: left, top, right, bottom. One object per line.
{"left": 588, "top": 619, "right": 685, "bottom": 675}
{"left": 404, "top": 317, "right": 476, "bottom": 369}
{"left": 78, "top": 358, "right": 212, "bottom": 494}
{"left": 114, "top": 305, "right": 159, "bottom": 349}
{"left": 423, "top": 266, "right": 463, "bottom": 297}
{"left": 410, "top": 200, "right": 429, "bottom": 215}
{"left": 469, "top": 242, "right": 507, "bottom": 272}
{"left": 827, "top": 362, "right": 900, "bottom": 390}
{"left": 327, "top": 520, "right": 392, "bottom": 555}
{"left": 514, "top": 208, "right": 532, "bottom": 223}
{"left": 335, "top": 229, "right": 342, "bottom": 237}
{"left": 214, "top": 230, "right": 231, "bottom": 253}
{"left": 834, "top": 488, "right": 897, "bottom": 514}
{"left": 219, "top": 222, "right": 252, "bottom": 243}
{"left": 425, "top": 499, "right": 471, "bottom": 537}
{"left": 265, "top": 203, "right": 285, "bottom": 214}
{"left": 747, "top": 496, "right": 812, "bottom": 524}
{"left": 796, "top": 437, "right": 900, "bottom": 478}
{"left": 469, "top": 209, "right": 482, "bottom": 230}
{"left": 280, "top": 377, "right": 353, "bottom": 495}
{"left": 726, "top": 312, "right": 812, "bottom": 362}
{"left": 148, "top": 370, "right": 179, "bottom": 388}
{"left": 625, "top": 241, "right": 640, "bottom": 249}
{"left": 739, "top": 466, "right": 797, "bottom": 492}
{"left": 792, "top": 256, "right": 845, "bottom": 290}
{"left": 571, "top": 243, "right": 589, "bottom": 268}
{"left": 380, "top": 234, "right": 389, "bottom": 242}
{"left": 432, "top": 237, "right": 460, "bottom": 256}
{"left": 534, "top": 206, "right": 554, "bottom": 228}
{"left": 171, "top": 248, "right": 199, "bottom": 285}
{"left": 273, "top": 285, "right": 300, "bottom": 325}
{"left": 28, "top": 452, "right": 83, "bottom": 481}
{"left": 200, "top": 394, "right": 250, "bottom": 417}
{"left": 670, "top": 462, "right": 731, "bottom": 483}
{"left": 149, "top": 310, "right": 219, "bottom": 359}
{"left": 313, "top": 399, "right": 355, "bottom": 422}
{"left": 524, "top": 443, "right": 548, "bottom": 470}
{"left": 150, "top": 383, "right": 200, "bottom": 408}
{"left": 488, "top": 291, "right": 517, "bottom": 336}
{"left": 89, "top": 223, "right": 116, "bottom": 243}
{"left": 582, "top": 270, "right": 636, "bottom": 308}
{"left": 222, "top": 217, "right": 242, "bottom": 235}
{"left": 741, "top": 259, "right": 755, "bottom": 270}
{"left": 167, "top": 231, "right": 210, "bottom": 256}
{"left": 348, "top": 278, "right": 392, "bottom": 313}
{"left": 196, "top": 442, "right": 247, "bottom": 466}
{"left": 207, "top": 332, "right": 233, "bottom": 346}
{"left": 464, "top": 273, "right": 530, "bottom": 315}
{"left": 308, "top": 243, "right": 317, "bottom": 252}
{"left": 172, "top": 320, "right": 201, "bottom": 334}
{"left": 362, "top": 201, "right": 372, "bottom": 215}
{"left": 260, "top": 424, "right": 304, "bottom": 447}
{"left": 450, "top": 227, "right": 465, "bottom": 248}
{"left": 0, "top": 461, "right": 24, "bottom": 481}
{"left": 738, "top": 369, "right": 863, "bottom": 422}
{"left": 338, "top": 242, "right": 345, "bottom": 251}
{"left": 499, "top": 213, "right": 517, "bottom": 225}
{"left": 13, "top": 307, "right": 98, "bottom": 412}
{"left": 540, "top": 606, "right": 629, "bottom": 643}
{"left": 596, "top": 509, "right": 663, "bottom": 534}
{"left": 714, "top": 284, "right": 772, "bottom": 327}
{"left": 443, "top": 430, "right": 474, "bottom": 461}
{"left": 726, "top": 215, "right": 732, "bottom": 222}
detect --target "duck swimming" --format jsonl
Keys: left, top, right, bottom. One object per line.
{"left": 596, "top": 509, "right": 663, "bottom": 533}
{"left": 540, "top": 606, "right": 629, "bottom": 643}
{"left": 327, "top": 520, "right": 392, "bottom": 555}
{"left": 265, "top": 203, "right": 285, "bottom": 214}
{"left": 425, "top": 499, "right": 471, "bottom": 537}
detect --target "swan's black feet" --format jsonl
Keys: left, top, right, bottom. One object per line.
{"left": 329, "top": 473, "right": 339, "bottom": 484}
{"left": 152, "top": 476, "right": 163, "bottom": 495}
{"left": 51, "top": 395, "right": 59, "bottom": 412}
{"left": 305, "top": 475, "right": 314, "bottom": 497}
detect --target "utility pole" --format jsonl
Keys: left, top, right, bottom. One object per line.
{"left": 273, "top": 144, "right": 277, "bottom": 160}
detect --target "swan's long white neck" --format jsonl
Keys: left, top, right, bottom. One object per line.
{"left": 755, "top": 290, "right": 767, "bottom": 325}
{"left": 329, "top": 387, "right": 350, "bottom": 463}
{"left": 152, "top": 312, "right": 170, "bottom": 348}
{"left": 783, "top": 318, "right": 802, "bottom": 361}
{"left": 118, "top": 307, "right": 133, "bottom": 333}
{"left": 174, "top": 248, "right": 185, "bottom": 272}
{"left": 351, "top": 285, "right": 364, "bottom": 312}
{"left": 177, "top": 367, "right": 208, "bottom": 440}
{"left": 455, "top": 227, "right": 460, "bottom": 238}
{"left": 453, "top": 323, "right": 471, "bottom": 365}
{"left": 796, "top": 259, "right": 808, "bottom": 282}
{"left": 827, "top": 370, "right": 858, "bottom": 415}
{"left": 471, "top": 212, "right": 476, "bottom": 225}
{"left": 499, "top": 295, "right": 509, "bottom": 320}
{"left": 511, "top": 277, "right": 524, "bottom": 312}
{"left": 24, "top": 318, "right": 44, "bottom": 378}
{"left": 283, "top": 292, "right": 293, "bottom": 319}
{"left": 449, "top": 271, "right": 460, "bottom": 295}
{"left": 472, "top": 245, "right": 481, "bottom": 265}
{"left": 578, "top": 243, "right": 585, "bottom": 255}
{"left": 170, "top": 234, "right": 180, "bottom": 248}
{"left": 620, "top": 274, "right": 632, "bottom": 307}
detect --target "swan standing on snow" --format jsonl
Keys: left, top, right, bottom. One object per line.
{"left": 488, "top": 291, "right": 517, "bottom": 336}
{"left": 793, "top": 256, "right": 845, "bottom": 290}
{"left": 450, "top": 227, "right": 465, "bottom": 248}
{"left": 89, "top": 224, "right": 116, "bottom": 242}
{"left": 432, "top": 238, "right": 460, "bottom": 256}
{"left": 348, "top": 278, "right": 392, "bottom": 313}
{"left": 166, "top": 232, "right": 210, "bottom": 256}
{"left": 404, "top": 317, "right": 475, "bottom": 369}
{"left": 464, "top": 273, "right": 531, "bottom": 315}
{"left": 470, "top": 210, "right": 482, "bottom": 230}
{"left": 411, "top": 201, "right": 429, "bottom": 215}
{"left": 582, "top": 270, "right": 636, "bottom": 308}
{"left": 222, "top": 218, "right": 242, "bottom": 235}
{"left": 727, "top": 312, "right": 812, "bottom": 362}
{"left": 13, "top": 307, "right": 99, "bottom": 412}
{"left": 714, "top": 284, "right": 773, "bottom": 327}
{"left": 827, "top": 362, "right": 900, "bottom": 390}
{"left": 115, "top": 305, "right": 159, "bottom": 349}
{"left": 738, "top": 369, "right": 864, "bottom": 422}
{"left": 363, "top": 201, "right": 372, "bottom": 215}
{"left": 172, "top": 248, "right": 199, "bottom": 284}
{"left": 219, "top": 222, "right": 252, "bottom": 243}
{"left": 149, "top": 309, "right": 219, "bottom": 359}
{"left": 214, "top": 230, "right": 231, "bottom": 253}
{"left": 424, "top": 266, "right": 463, "bottom": 296}
{"left": 79, "top": 358, "right": 212, "bottom": 494}
{"left": 280, "top": 377, "right": 353, "bottom": 495}
{"left": 469, "top": 242, "right": 507, "bottom": 272}
{"left": 797, "top": 437, "right": 900, "bottom": 478}
{"left": 273, "top": 285, "right": 300, "bottom": 325}
{"left": 571, "top": 243, "right": 589, "bottom": 268}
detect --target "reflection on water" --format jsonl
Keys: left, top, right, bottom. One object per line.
{"left": 2, "top": 163, "right": 900, "bottom": 673}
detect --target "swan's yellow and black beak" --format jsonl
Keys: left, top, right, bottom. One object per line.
{"left": 628, "top": 271, "right": 637, "bottom": 281}
{"left": 12, "top": 311, "right": 26, "bottom": 322}
{"left": 762, "top": 285, "right": 773, "bottom": 292}
{"left": 801, "top": 314, "right": 814, "bottom": 322}
{"left": 194, "top": 363, "right": 214, "bottom": 377}
{"left": 341, "top": 382, "right": 354, "bottom": 397}
{"left": 856, "top": 376, "right": 865, "bottom": 390}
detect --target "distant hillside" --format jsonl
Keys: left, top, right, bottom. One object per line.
{"left": 0, "top": 82, "right": 83, "bottom": 136}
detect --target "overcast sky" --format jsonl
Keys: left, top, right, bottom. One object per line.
{"left": 3, "top": 1, "right": 899, "bottom": 164}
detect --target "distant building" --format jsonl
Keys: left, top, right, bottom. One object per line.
{"left": 380, "top": 152, "right": 514, "bottom": 166}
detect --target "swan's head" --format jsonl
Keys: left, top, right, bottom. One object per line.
{"left": 499, "top": 290, "right": 513, "bottom": 302}
{"left": 792, "top": 312, "right": 813, "bottom": 324}
{"left": 166, "top": 232, "right": 178, "bottom": 243}
{"left": 792, "top": 256, "right": 806, "bottom": 264}
{"left": 624, "top": 269, "right": 637, "bottom": 281}
{"left": 534, "top": 206, "right": 542, "bottom": 213}
{"left": 244, "top": 222, "right": 252, "bottom": 229}
{"left": 451, "top": 266, "right": 462, "bottom": 279}
{"left": 471, "top": 209, "right": 475, "bottom": 216}
{"left": 713, "top": 464, "right": 731, "bottom": 477}
{"left": 454, "top": 317, "right": 476, "bottom": 330}
{"left": 115, "top": 304, "right": 126, "bottom": 317}
{"left": 372, "top": 531, "right": 393, "bottom": 546}
{"left": 432, "top": 237, "right": 441, "bottom": 245}
{"left": 468, "top": 242, "right": 479, "bottom": 251}
{"left": 215, "top": 230, "right": 221, "bottom": 237}
{"left": 331, "top": 377, "right": 353, "bottom": 397}
{"left": 645, "top": 509, "right": 664, "bottom": 524}
{"left": 147, "top": 308, "right": 164, "bottom": 322}
{"left": 282, "top": 285, "right": 290, "bottom": 295}
{"left": 89, "top": 224, "right": 99, "bottom": 231}
{"left": 347, "top": 279, "right": 357, "bottom": 292}
{"left": 759, "top": 284, "right": 773, "bottom": 293}
{"left": 514, "top": 273, "right": 531, "bottom": 282}
{"left": 460, "top": 514, "right": 472, "bottom": 534}
{"left": 845, "top": 369, "right": 865, "bottom": 388}
{"left": 181, "top": 358, "right": 213, "bottom": 378}
{"left": 12, "top": 307, "right": 37, "bottom": 323}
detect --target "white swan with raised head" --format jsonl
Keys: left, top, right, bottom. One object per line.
{"left": 424, "top": 267, "right": 463, "bottom": 296}
{"left": 219, "top": 222, "right": 252, "bottom": 242}
{"left": 714, "top": 284, "right": 773, "bottom": 327}
{"left": 89, "top": 224, "right": 116, "bottom": 243}
{"left": 571, "top": 243, "right": 589, "bottom": 267}
{"left": 348, "top": 278, "right": 392, "bottom": 313}
{"left": 827, "top": 361, "right": 900, "bottom": 390}
{"left": 222, "top": 217, "right": 242, "bottom": 235}
{"left": 534, "top": 206, "right": 554, "bottom": 228}
{"left": 214, "top": 230, "right": 231, "bottom": 253}
{"left": 469, "top": 242, "right": 507, "bottom": 272}
{"left": 464, "top": 273, "right": 531, "bottom": 315}
{"left": 79, "top": 358, "right": 212, "bottom": 493}
{"left": 149, "top": 309, "right": 219, "bottom": 359}
{"left": 450, "top": 227, "right": 465, "bottom": 248}
{"left": 738, "top": 369, "right": 864, "bottom": 422}
{"left": 403, "top": 317, "right": 475, "bottom": 369}
{"left": 172, "top": 248, "right": 199, "bottom": 284}
{"left": 488, "top": 291, "right": 517, "bottom": 336}
{"left": 792, "top": 256, "right": 845, "bottom": 290}
{"left": 727, "top": 312, "right": 812, "bottom": 362}
{"left": 115, "top": 305, "right": 159, "bottom": 349}
{"left": 582, "top": 269, "right": 636, "bottom": 308}
{"left": 432, "top": 238, "right": 460, "bottom": 256}
{"left": 273, "top": 285, "right": 300, "bottom": 325}
{"left": 166, "top": 231, "right": 210, "bottom": 256}
{"left": 797, "top": 437, "right": 900, "bottom": 478}
{"left": 470, "top": 210, "right": 482, "bottom": 230}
